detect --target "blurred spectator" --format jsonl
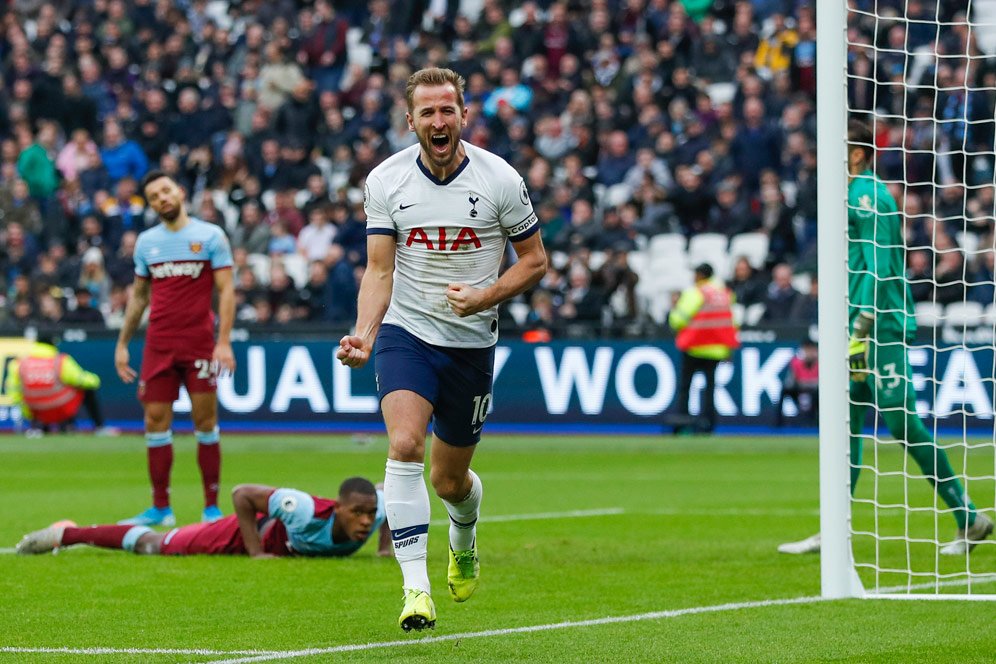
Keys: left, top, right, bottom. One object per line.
{"left": 259, "top": 43, "right": 306, "bottom": 112}
{"left": 970, "top": 251, "right": 996, "bottom": 306}
{"left": 63, "top": 287, "right": 106, "bottom": 326}
{"left": 17, "top": 121, "right": 60, "bottom": 200}
{"left": 777, "top": 337, "right": 819, "bottom": 426}
{"left": 934, "top": 246, "right": 968, "bottom": 305}
{"left": 728, "top": 256, "right": 767, "bottom": 307}
{"left": 56, "top": 129, "right": 98, "bottom": 183}
{"left": 324, "top": 244, "right": 358, "bottom": 323}
{"left": 266, "top": 189, "right": 306, "bottom": 237}
{"left": 756, "top": 173, "right": 797, "bottom": 265}
{"left": 754, "top": 13, "right": 798, "bottom": 80}
{"left": 559, "top": 264, "right": 606, "bottom": 324}
{"left": 596, "top": 131, "right": 637, "bottom": 187}
{"left": 0, "top": 179, "right": 43, "bottom": 237}
{"left": 298, "top": 206, "right": 336, "bottom": 262}
{"left": 100, "top": 121, "right": 148, "bottom": 185}
{"left": 760, "top": 263, "right": 801, "bottom": 323}
{"left": 106, "top": 231, "right": 137, "bottom": 286}
{"left": 297, "top": 0, "right": 349, "bottom": 93}
{"left": 788, "top": 276, "right": 818, "bottom": 325}
{"left": 670, "top": 165, "right": 714, "bottom": 237}
{"left": 296, "top": 260, "right": 329, "bottom": 321}
{"left": 231, "top": 201, "right": 272, "bottom": 256}
{"left": 709, "top": 180, "right": 757, "bottom": 237}
{"left": 267, "top": 221, "right": 297, "bottom": 257}
{"left": 730, "top": 98, "right": 781, "bottom": 191}
{"left": 77, "top": 247, "right": 111, "bottom": 305}
{"left": 906, "top": 249, "right": 935, "bottom": 302}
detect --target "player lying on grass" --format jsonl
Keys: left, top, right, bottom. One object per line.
{"left": 17, "top": 477, "right": 390, "bottom": 558}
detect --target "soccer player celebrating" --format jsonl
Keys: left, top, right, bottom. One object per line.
{"left": 337, "top": 67, "right": 547, "bottom": 631}
{"left": 115, "top": 170, "right": 236, "bottom": 527}
{"left": 779, "top": 120, "right": 993, "bottom": 555}
{"left": 17, "top": 478, "right": 389, "bottom": 558}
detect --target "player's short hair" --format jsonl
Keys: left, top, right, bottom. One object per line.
{"left": 405, "top": 67, "right": 466, "bottom": 113}
{"left": 139, "top": 169, "right": 173, "bottom": 196}
{"left": 338, "top": 477, "right": 376, "bottom": 501}
{"left": 694, "top": 263, "right": 714, "bottom": 280}
{"left": 847, "top": 119, "right": 875, "bottom": 164}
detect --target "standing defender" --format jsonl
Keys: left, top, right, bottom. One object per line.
{"left": 779, "top": 120, "right": 992, "bottom": 554}
{"left": 337, "top": 68, "right": 547, "bottom": 631}
{"left": 115, "top": 170, "right": 236, "bottom": 527}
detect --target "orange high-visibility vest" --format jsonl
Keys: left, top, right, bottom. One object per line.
{"left": 675, "top": 283, "right": 740, "bottom": 353}
{"left": 18, "top": 354, "right": 85, "bottom": 425}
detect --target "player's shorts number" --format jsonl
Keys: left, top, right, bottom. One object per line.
{"left": 876, "top": 362, "right": 901, "bottom": 390}
{"left": 194, "top": 359, "right": 214, "bottom": 380}
{"left": 471, "top": 393, "right": 492, "bottom": 426}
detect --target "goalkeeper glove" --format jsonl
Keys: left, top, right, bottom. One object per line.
{"left": 848, "top": 312, "right": 874, "bottom": 382}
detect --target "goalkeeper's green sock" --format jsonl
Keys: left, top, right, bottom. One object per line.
{"left": 882, "top": 410, "right": 977, "bottom": 529}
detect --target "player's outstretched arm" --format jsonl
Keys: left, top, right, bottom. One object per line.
{"left": 115, "top": 278, "right": 151, "bottom": 383}
{"left": 232, "top": 484, "right": 277, "bottom": 559}
{"left": 446, "top": 232, "right": 547, "bottom": 317}
{"left": 212, "top": 268, "right": 236, "bottom": 376}
{"left": 337, "top": 234, "right": 396, "bottom": 369}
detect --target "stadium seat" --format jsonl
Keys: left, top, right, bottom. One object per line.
{"left": 956, "top": 231, "right": 980, "bottom": 257}
{"left": 914, "top": 302, "right": 943, "bottom": 327}
{"left": 744, "top": 303, "right": 766, "bottom": 326}
{"left": 507, "top": 301, "right": 530, "bottom": 326}
{"left": 281, "top": 253, "right": 309, "bottom": 289}
{"left": 729, "top": 232, "right": 770, "bottom": 270}
{"left": 211, "top": 190, "right": 238, "bottom": 234}
{"left": 626, "top": 250, "right": 649, "bottom": 277}
{"left": 294, "top": 189, "right": 311, "bottom": 209}
{"left": 589, "top": 250, "right": 607, "bottom": 271}
{"left": 646, "top": 292, "right": 673, "bottom": 325}
{"left": 550, "top": 250, "right": 569, "bottom": 271}
{"left": 246, "top": 253, "right": 271, "bottom": 286}
{"left": 603, "top": 183, "right": 634, "bottom": 208}
{"left": 731, "top": 302, "right": 745, "bottom": 327}
{"left": 648, "top": 233, "right": 687, "bottom": 262}
{"left": 687, "top": 233, "right": 729, "bottom": 275}
{"left": 345, "top": 27, "right": 373, "bottom": 70}
{"left": 984, "top": 303, "right": 996, "bottom": 327}
{"left": 943, "top": 301, "right": 984, "bottom": 328}
{"left": 791, "top": 273, "right": 812, "bottom": 294}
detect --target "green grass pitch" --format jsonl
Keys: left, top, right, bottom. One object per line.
{"left": 1, "top": 433, "right": 994, "bottom": 663}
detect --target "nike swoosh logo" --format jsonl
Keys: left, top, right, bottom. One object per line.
{"left": 472, "top": 426, "right": 483, "bottom": 434}
{"left": 393, "top": 527, "right": 418, "bottom": 538}
{"left": 399, "top": 203, "right": 417, "bottom": 210}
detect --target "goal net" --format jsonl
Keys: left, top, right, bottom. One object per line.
{"left": 819, "top": 1, "right": 996, "bottom": 598}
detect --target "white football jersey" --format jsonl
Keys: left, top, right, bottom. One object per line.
{"left": 364, "top": 141, "right": 538, "bottom": 347}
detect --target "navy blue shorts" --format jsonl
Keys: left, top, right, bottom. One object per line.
{"left": 374, "top": 324, "right": 495, "bottom": 447}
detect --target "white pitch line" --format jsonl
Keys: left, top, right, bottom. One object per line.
{"left": 6, "top": 576, "right": 995, "bottom": 662}
{"left": 429, "top": 507, "right": 624, "bottom": 526}
{"left": 201, "top": 595, "right": 828, "bottom": 664}
{"left": 201, "top": 574, "right": 996, "bottom": 664}
{"left": 0, "top": 547, "right": 16, "bottom": 554}
{"left": 0, "top": 647, "right": 279, "bottom": 656}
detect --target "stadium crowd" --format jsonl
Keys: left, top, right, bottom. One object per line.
{"left": 0, "top": 0, "right": 989, "bottom": 337}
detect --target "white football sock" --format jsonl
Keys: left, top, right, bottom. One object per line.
{"left": 442, "top": 469, "right": 482, "bottom": 551}
{"left": 385, "top": 458, "right": 431, "bottom": 593}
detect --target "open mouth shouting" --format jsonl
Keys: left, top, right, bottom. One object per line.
{"left": 429, "top": 132, "right": 451, "bottom": 157}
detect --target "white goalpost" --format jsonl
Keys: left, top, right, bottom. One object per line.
{"left": 818, "top": 0, "right": 996, "bottom": 599}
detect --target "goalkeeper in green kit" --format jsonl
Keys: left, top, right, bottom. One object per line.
{"left": 779, "top": 120, "right": 993, "bottom": 555}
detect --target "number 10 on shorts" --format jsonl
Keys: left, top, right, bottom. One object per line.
{"left": 471, "top": 393, "right": 492, "bottom": 427}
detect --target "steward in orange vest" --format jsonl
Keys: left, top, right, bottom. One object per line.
{"left": 4, "top": 336, "right": 115, "bottom": 435}
{"left": 666, "top": 263, "right": 740, "bottom": 434}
